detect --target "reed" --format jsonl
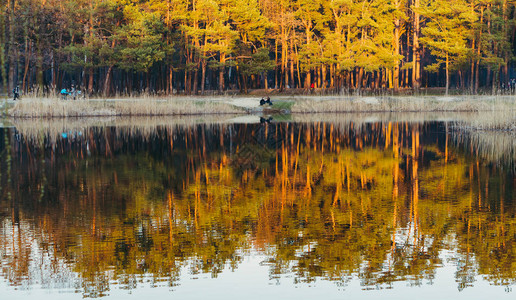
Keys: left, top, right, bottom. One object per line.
{"left": 9, "top": 98, "right": 116, "bottom": 117}
{"left": 113, "top": 99, "right": 241, "bottom": 116}
{"left": 7, "top": 95, "right": 516, "bottom": 123}
{"left": 8, "top": 97, "right": 242, "bottom": 118}
{"left": 291, "top": 95, "right": 516, "bottom": 113}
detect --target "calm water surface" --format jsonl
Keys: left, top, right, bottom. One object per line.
{"left": 0, "top": 119, "right": 514, "bottom": 299}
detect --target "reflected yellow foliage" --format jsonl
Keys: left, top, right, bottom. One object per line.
{"left": 0, "top": 121, "right": 514, "bottom": 296}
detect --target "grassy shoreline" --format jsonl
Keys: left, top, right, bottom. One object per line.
{"left": 4, "top": 95, "right": 516, "bottom": 118}
{"left": 6, "top": 98, "right": 243, "bottom": 118}
{"left": 290, "top": 95, "right": 516, "bottom": 113}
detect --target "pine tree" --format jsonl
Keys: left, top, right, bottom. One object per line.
{"left": 239, "top": 48, "right": 275, "bottom": 92}
{"left": 419, "top": 0, "right": 476, "bottom": 95}
{"left": 296, "top": 0, "right": 325, "bottom": 88}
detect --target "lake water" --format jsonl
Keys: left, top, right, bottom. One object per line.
{"left": 0, "top": 116, "right": 515, "bottom": 299}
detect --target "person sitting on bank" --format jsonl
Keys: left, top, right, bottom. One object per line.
{"left": 260, "top": 97, "right": 273, "bottom": 106}
{"left": 12, "top": 86, "right": 20, "bottom": 101}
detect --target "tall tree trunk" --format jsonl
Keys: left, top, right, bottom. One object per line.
{"left": 492, "top": 67, "right": 498, "bottom": 95}
{"left": 317, "top": 67, "right": 321, "bottom": 89}
{"left": 103, "top": 65, "right": 114, "bottom": 96}
{"left": 486, "top": 66, "right": 491, "bottom": 90}
{"left": 50, "top": 50, "right": 55, "bottom": 89}
{"left": 296, "top": 58, "right": 301, "bottom": 89}
{"left": 244, "top": 74, "right": 248, "bottom": 94}
{"left": 187, "top": 71, "right": 192, "bottom": 94}
{"left": 169, "top": 66, "right": 173, "bottom": 94}
{"left": 470, "top": 60, "right": 475, "bottom": 93}
{"left": 36, "top": 42, "right": 43, "bottom": 94}
{"left": 394, "top": 0, "right": 401, "bottom": 90}
{"left": 474, "top": 59, "right": 480, "bottom": 94}
{"left": 290, "top": 39, "right": 295, "bottom": 88}
{"left": 22, "top": 38, "right": 30, "bottom": 92}
{"left": 357, "top": 68, "right": 363, "bottom": 91}
{"left": 502, "top": 0, "right": 509, "bottom": 88}
{"left": 445, "top": 53, "right": 449, "bottom": 95}
{"left": 88, "top": 67, "right": 94, "bottom": 95}
{"left": 8, "top": 0, "right": 16, "bottom": 95}
{"left": 193, "top": 68, "right": 198, "bottom": 95}
{"left": 283, "top": 44, "right": 288, "bottom": 89}
{"left": 237, "top": 70, "right": 242, "bottom": 93}
{"left": 305, "top": 27, "right": 311, "bottom": 89}
{"left": 322, "top": 65, "right": 327, "bottom": 89}
{"left": 219, "top": 53, "right": 225, "bottom": 93}
{"left": 350, "top": 70, "right": 355, "bottom": 89}
{"left": 275, "top": 39, "right": 278, "bottom": 89}
{"left": 503, "top": 59, "right": 509, "bottom": 90}
{"left": 412, "top": 0, "right": 421, "bottom": 90}
{"left": 184, "top": 69, "right": 188, "bottom": 94}
{"left": 330, "top": 64, "right": 334, "bottom": 88}
{"left": 201, "top": 60, "right": 206, "bottom": 95}
{"left": 475, "top": 8, "right": 483, "bottom": 94}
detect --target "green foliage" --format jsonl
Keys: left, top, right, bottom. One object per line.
{"left": 117, "top": 11, "right": 169, "bottom": 72}
{"left": 419, "top": 0, "right": 475, "bottom": 73}
{"left": 240, "top": 48, "right": 275, "bottom": 76}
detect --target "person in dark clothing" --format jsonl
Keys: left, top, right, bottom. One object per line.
{"left": 70, "top": 85, "right": 77, "bottom": 100}
{"left": 12, "top": 86, "right": 20, "bottom": 100}
{"left": 260, "top": 96, "right": 273, "bottom": 106}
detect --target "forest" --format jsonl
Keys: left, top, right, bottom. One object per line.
{"left": 1, "top": 0, "right": 516, "bottom": 96}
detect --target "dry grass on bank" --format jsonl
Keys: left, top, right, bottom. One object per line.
{"left": 291, "top": 96, "right": 516, "bottom": 113}
{"left": 291, "top": 96, "right": 516, "bottom": 131}
{"left": 6, "top": 96, "right": 516, "bottom": 122}
{"left": 8, "top": 98, "right": 242, "bottom": 118}
{"left": 9, "top": 99, "right": 115, "bottom": 117}
{"left": 113, "top": 100, "right": 241, "bottom": 116}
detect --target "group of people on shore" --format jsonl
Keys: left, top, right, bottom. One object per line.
{"left": 259, "top": 96, "right": 272, "bottom": 106}
{"left": 60, "top": 85, "right": 82, "bottom": 100}
{"left": 11, "top": 85, "right": 83, "bottom": 100}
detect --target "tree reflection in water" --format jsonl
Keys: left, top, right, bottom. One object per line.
{"left": 0, "top": 121, "right": 514, "bottom": 297}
